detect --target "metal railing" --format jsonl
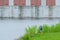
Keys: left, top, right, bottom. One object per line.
{"left": 0, "top": 6, "right": 60, "bottom": 19}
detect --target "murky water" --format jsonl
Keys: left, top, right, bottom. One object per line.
{"left": 0, "top": 19, "right": 60, "bottom": 40}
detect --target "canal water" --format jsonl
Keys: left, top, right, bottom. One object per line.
{"left": 0, "top": 19, "right": 60, "bottom": 40}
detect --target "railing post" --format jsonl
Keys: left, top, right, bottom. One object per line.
{"left": 11, "top": 6, "right": 14, "bottom": 19}
{"left": 0, "top": 6, "right": 4, "bottom": 19}
{"left": 31, "top": 6, "right": 33, "bottom": 19}
{"left": 48, "top": 6, "right": 53, "bottom": 19}
{"left": 35, "top": 6, "right": 39, "bottom": 19}
{"left": 19, "top": 6, "right": 23, "bottom": 19}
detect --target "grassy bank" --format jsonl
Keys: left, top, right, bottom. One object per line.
{"left": 18, "top": 23, "right": 60, "bottom": 40}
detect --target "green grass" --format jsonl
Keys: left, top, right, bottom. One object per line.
{"left": 18, "top": 23, "right": 60, "bottom": 40}
{"left": 18, "top": 32, "right": 60, "bottom": 40}
{"left": 34, "top": 32, "right": 60, "bottom": 40}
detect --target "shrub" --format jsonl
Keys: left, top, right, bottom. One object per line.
{"left": 42, "top": 24, "right": 50, "bottom": 33}
{"left": 18, "top": 23, "right": 60, "bottom": 40}
{"left": 26, "top": 26, "right": 37, "bottom": 37}
{"left": 50, "top": 25, "right": 55, "bottom": 32}
{"left": 55, "top": 23, "right": 60, "bottom": 32}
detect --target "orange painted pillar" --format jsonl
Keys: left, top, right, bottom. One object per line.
{"left": 3, "top": 0, "right": 9, "bottom": 6}
{"left": 0, "top": 0, "right": 9, "bottom": 6}
{"left": 14, "top": 0, "right": 26, "bottom": 6}
{"left": 31, "top": 0, "right": 41, "bottom": 6}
